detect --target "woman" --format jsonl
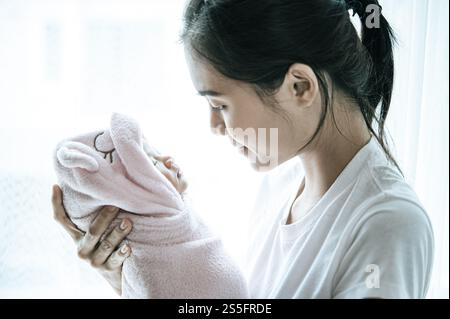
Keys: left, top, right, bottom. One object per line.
{"left": 52, "top": 0, "right": 434, "bottom": 298}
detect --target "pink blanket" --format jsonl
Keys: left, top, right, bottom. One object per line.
{"left": 53, "top": 113, "right": 248, "bottom": 298}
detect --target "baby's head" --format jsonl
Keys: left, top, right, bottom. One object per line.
{"left": 54, "top": 113, "right": 188, "bottom": 219}
{"left": 142, "top": 140, "right": 188, "bottom": 194}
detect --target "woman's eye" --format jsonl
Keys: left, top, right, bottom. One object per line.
{"left": 211, "top": 104, "right": 226, "bottom": 111}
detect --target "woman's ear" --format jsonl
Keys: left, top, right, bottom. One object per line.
{"left": 285, "top": 63, "right": 319, "bottom": 108}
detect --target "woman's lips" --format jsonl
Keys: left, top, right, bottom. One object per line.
{"left": 238, "top": 145, "right": 248, "bottom": 156}
{"left": 230, "top": 138, "right": 250, "bottom": 156}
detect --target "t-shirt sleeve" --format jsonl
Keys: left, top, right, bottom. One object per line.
{"left": 333, "top": 198, "right": 434, "bottom": 299}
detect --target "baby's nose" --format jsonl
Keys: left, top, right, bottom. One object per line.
{"left": 164, "top": 158, "right": 177, "bottom": 169}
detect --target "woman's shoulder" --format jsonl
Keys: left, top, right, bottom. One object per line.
{"left": 351, "top": 162, "right": 434, "bottom": 244}
{"left": 356, "top": 139, "right": 426, "bottom": 212}
{"left": 342, "top": 141, "right": 434, "bottom": 241}
{"left": 359, "top": 195, "right": 432, "bottom": 233}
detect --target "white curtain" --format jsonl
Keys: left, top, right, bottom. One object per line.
{"left": 0, "top": 0, "right": 448, "bottom": 298}
{"left": 381, "top": 0, "right": 449, "bottom": 299}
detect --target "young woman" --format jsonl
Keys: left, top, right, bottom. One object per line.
{"left": 52, "top": 0, "right": 434, "bottom": 298}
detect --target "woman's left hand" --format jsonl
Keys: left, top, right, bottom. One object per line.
{"left": 51, "top": 185, "right": 132, "bottom": 295}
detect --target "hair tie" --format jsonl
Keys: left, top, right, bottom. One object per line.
{"left": 346, "top": 0, "right": 383, "bottom": 18}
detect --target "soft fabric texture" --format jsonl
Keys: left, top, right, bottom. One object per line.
{"left": 245, "top": 135, "right": 434, "bottom": 299}
{"left": 54, "top": 113, "right": 248, "bottom": 299}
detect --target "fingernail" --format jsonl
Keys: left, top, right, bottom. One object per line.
{"left": 120, "top": 245, "right": 129, "bottom": 254}
{"left": 107, "top": 206, "right": 118, "bottom": 212}
{"left": 120, "top": 219, "right": 129, "bottom": 230}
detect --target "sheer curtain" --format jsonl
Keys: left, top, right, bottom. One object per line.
{"left": 381, "top": 0, "right": 449, "bottom": 299}
{"left": 0, "top": 0, "right": 448, "bottom": 298}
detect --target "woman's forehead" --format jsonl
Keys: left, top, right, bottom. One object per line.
{"left": 186, "top": 52, "right": 232, "bottom": 93}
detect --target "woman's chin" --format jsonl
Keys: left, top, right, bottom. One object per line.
{"left": 249, "top": 161, "right": 277, "bottom": 172}
{"left": 247, "top": 155, "right": 279, "bottom": 172}
{"left": 238, "top": 146, "right": 280, "bottom": 172}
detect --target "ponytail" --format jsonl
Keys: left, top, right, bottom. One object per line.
{"left": 346, "top": 0, "right": 401, "bottom": 175}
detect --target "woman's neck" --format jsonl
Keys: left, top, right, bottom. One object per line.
{"left": 288, "top": 103, "right": 371, "bottom": 224}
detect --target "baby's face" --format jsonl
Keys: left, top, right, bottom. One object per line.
{"left": 142, "top": 138, "right": 188, "bottom": 194}
{"left": 150, "top": 155, "right": 188, "bottom": 194}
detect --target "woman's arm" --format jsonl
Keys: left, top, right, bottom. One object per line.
{"left": 51, "top": 185, "right": 133, "bottom": 295}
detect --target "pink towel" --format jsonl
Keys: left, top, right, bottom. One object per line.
{"left": 53, "top": 113, "right": 248, "bottom": 298}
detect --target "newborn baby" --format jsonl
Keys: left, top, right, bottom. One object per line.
{"left": 53, "top": 113, "right": 248, "bottom": 298}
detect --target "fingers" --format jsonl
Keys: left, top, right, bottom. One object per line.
{"left": 52, "top": 185, "right": 132, "bottom": 284}
{"left": 52, "top": 185, "right": 84, "bottom": 242}
{"left": 90, "top": 219, "right": 133, "bottom": 267}
{"left": 78, "top": 205, "right": 120, "bottom": 259}
{"left": 104, "top": 243, "right": 132, "bottom": 271}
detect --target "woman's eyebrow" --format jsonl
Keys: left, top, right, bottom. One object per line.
{"left": 197, "top": 90, "right": 223, "bottom": 97}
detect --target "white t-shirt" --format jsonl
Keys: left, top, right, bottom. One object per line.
{"left": 244, "top": 136, "right": 434, "bottom": 299}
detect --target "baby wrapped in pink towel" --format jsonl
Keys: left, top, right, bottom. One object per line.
{"left": 53, "top": 113, "right": 248, "bottom": 298}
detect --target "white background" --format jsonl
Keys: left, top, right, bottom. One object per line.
{"left": 0, "top": 0, "right": 448, "bottom": 298}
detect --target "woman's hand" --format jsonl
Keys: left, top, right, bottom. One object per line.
{"left": 51, "top": 185, "right": 133, "bottom": 296}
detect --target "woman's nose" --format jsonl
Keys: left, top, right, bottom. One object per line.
{"left": 210, "top": 110, "right": 226, "bottom": 136}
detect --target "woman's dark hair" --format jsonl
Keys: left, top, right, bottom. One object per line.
{"left": 181, "top": 0, "right": 402, "bottom": 174}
